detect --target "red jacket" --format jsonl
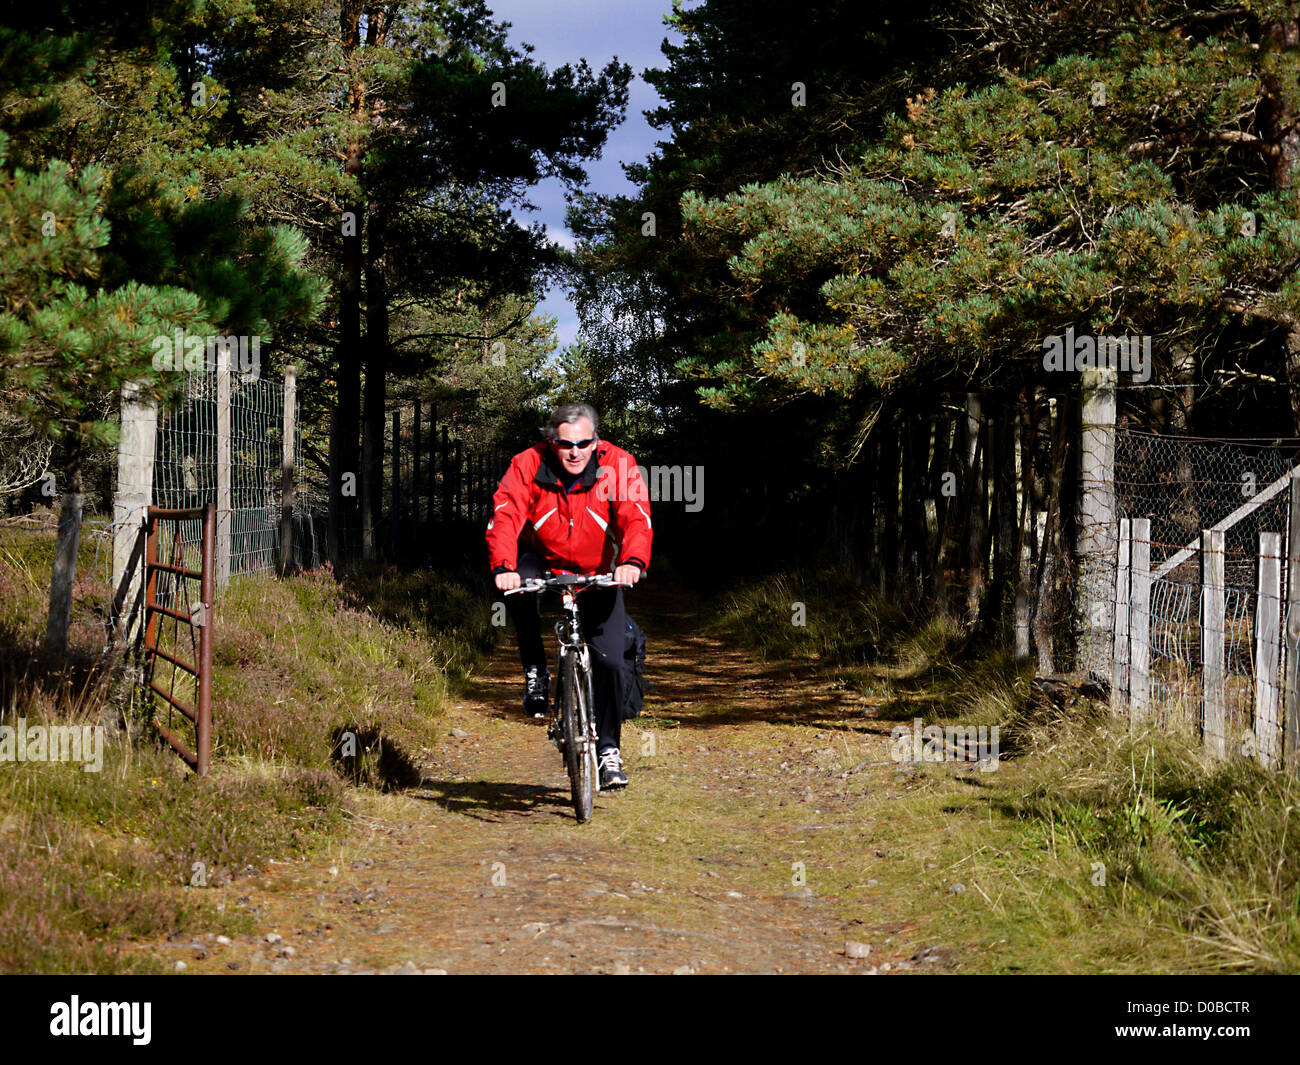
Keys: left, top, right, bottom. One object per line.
{"left": 486, "top": 440, "right": 653, "bottom": 576}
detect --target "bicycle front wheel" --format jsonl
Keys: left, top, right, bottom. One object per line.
{"left": 561, "top": 653, "right": 595, "bottom": 822}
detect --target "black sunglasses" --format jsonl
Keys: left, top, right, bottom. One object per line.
{"left": 553, "top": 437, "right": 595, "bottom": 451}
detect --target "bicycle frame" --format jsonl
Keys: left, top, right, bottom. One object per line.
{"left": 552, "top": 586, "right": 597, "bottom": 791}
{"left": 505, "top": 572, "right": 628, "bottom": 821}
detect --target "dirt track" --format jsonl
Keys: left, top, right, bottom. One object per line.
{"left": 132, "top": 581, "right": 937, "bottom": 975}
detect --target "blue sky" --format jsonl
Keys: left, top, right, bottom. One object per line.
{"left": 487, "top": 0, "right": 677, "bottom": 348}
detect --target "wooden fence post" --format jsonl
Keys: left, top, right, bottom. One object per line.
{"left": 277, "top": 365, "right": 296, "bottom": 577}
{"left": 1129, "top": 518, "right": 1151, "bottom": 721}
{"left": 1201, "top": 528, "right": 1226, "bottom": 759}
{"left": 111, "top": 381, "right": 158, "bottom": 643}
{"left": 215, "top": 346, "right": 232, "bottom": 587}
{"left": 1112, "top": 518, "right": 1131, "bottom": 712}
{"left": 1256, "top": 531, "right": 1282, "bottom": 768}
{"left": 1077, "top": 366, "right": 1117, "bottom": 679}
{"left": 1284, "top": 472, "right": 1300, "bottom": 770}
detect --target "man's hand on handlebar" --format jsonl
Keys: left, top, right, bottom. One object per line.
{"left": 499, "top": 569, "right": 643, "bottom": 595}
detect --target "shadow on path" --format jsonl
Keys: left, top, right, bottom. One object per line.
{"left": 413, "top": 777, "right": 571, "bottom": 822}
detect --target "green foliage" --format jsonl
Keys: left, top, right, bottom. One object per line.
{"left": 0, "top": 515, "right": 496, "bottom": 972}
{"left": 674, "top": 7, "right": 1300, "bottom": 405}
{"left": 728, "top": 560, "right": 1300, "bottom": 971}
{"left": 713, "top": 569, "right": 907, "bottom": 665}
{"left": 0, "top": 748, "right": 340, "bottom": 973}
{"left": 404, "top": 290, "right": 561, "bottom": 451}
{"left": 569, "top": 0, "right": 959, "bottom": 408}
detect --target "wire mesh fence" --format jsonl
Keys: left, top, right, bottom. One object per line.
{"left": 1109, "top": 428, "right": 1300, "bottom": 769}
{"left": 116, "top": 377, "right": 513, "bottom": 595}
{"left": 1144, "top": 573, "right": 1200, "bottom": 739}
{"left": 1116, "top": 429, "right": 1300, "bottom": 586}
{"left": 148, "top": 374, "right": 212, "bottom": 586}
{"left": 151, "top": 371, "right": 308, "bottom": 592}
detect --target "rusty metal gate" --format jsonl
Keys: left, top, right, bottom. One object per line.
{"left": 143, "top": 503, "right": 215, "bottom": 775}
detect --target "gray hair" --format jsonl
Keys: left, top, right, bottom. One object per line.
{"left": 546, "top": 403, "right": 599, "bottom": 439}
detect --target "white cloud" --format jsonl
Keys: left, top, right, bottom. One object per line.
{"left": 545, "top": 225, "right": 577, "bottom": 251}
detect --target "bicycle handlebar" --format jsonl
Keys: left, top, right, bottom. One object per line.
{"left": 502, "top": 572, "right": 634, "bottom": 596}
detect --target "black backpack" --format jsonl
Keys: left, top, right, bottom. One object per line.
{"left": 621, "top": 618, "right": 649, "bottom": 720}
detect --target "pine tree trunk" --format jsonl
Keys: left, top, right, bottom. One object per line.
{"left": 356, "top": 9, "right": 394, "bottom": 563}
{"left": 927, "top": 408, "right": 953, "bottom": 615}
{"left": 879, "top": 415, "right": 900, "bottom": 599}
{"left": 900, "top": 408, "right": 920, "bottom": 604}
{"left": 1165, "top": 343, "right": 1198, "bottom": 539}
{"left": 334, "top": 198, "right": 364, "bottom": 567}
{"left": 857, "top": 438, "right": 876, "bottom": 580}
{"left": 361, "top": 212, "right": 389, "bottom": 564}
{"left": 332, "top": 1, "right": 367, "bottom": 569}
{"left": 1259, "top": 17, "right": 1300, "bottom": 431}
{"left": 963, "top": 393, "right": 986, "bottom": 624}
{"left": 1032, "top": 395, "right": 1070, "bottom": 675}
{"left": 986, "top": 392, "right": 1019, "bottom": 638}
{"left": 867, "top": 434, "right": 883, "bottom": 590}
{"left": 1014, "top": 391, "right": 1037, "bottom": 665}
{"left": 44, "top": 438, "right": 84, "bottom": 654}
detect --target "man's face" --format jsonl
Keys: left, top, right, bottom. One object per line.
{"left": 551, "top": 417, "right": 596, "bottom": 476}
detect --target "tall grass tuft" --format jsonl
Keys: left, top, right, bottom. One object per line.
{"left": 712, "top": 569, "right": 907, "bottom": 665}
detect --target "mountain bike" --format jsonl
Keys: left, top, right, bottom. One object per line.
{"left": 506, "top": 572, "right": 628, "bottom": 823}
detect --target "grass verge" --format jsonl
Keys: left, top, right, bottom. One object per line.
{"left": 713, "top": 568, "right": 1300, "bottom": 973}
{"left": 0, "top": 519, "right": 490, "bottom": 972}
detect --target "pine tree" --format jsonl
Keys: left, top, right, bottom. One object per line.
{"left": 677, "top": 2, "right": 1300, "bottom": 426}
{"left": 0, "top": 4, "right": 324, "bottom": 653}
{"left": 178, "top": 1, "right": 630, "bottom": 562}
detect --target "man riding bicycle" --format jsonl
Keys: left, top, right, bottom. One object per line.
{"left": 487, "top": 403, "right": 652, "bottom": 789}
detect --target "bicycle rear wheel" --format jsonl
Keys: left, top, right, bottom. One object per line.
{"left": 561, "top": 653, "right": 595, "bottom": 822}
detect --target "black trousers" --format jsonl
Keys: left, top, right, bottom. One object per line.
{"left": 506, "top": 552, "right": 628, "bottom": 751}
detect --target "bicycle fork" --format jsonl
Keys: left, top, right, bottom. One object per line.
{"left": 579, "top": 644, "right": 599, "bottom": 793}
{"left": 551, "top": 641, "right": 599, "bottom": 793}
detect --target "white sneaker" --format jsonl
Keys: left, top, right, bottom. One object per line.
{"left": 598, "top": 747, "right": 628, "bottom": 789}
